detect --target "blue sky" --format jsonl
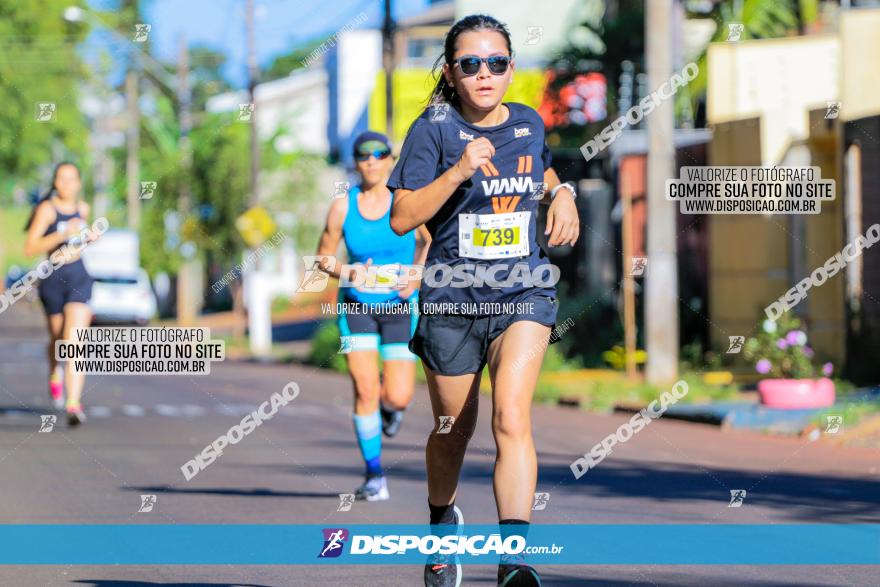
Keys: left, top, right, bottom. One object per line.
{"left": 89, "top": 0, "right": 430, "bottom": 87}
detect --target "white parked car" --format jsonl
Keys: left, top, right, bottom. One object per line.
{"left": 82, "top": 229, "right": 157, "bottom": 325}
{"left": 89, "top": 269, "right": 157, "bottom": 325}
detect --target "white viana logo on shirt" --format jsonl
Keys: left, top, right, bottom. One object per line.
{"left": 459, "top": 129, "right": 474, "bottom": 141}
{"left": 514, "top": 127, "right": 531, "bottom": 138}
{"left": 482, "top": 176, "right": 538, "bottom": 196}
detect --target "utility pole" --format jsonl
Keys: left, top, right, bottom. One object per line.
{"left": 621, "top": 173, "right": 637, "bottom": 380}
{"left": 645, "top": 0, "right": 679, "bottom": 384}
{"left": 382, "top": 0, "right": 394, "bottom": 137}
{"left": 125, "top": 66, "right": 140, "bottom": 229}
{"left": 246, "top": 0, "right": 259, "bottom": 206}
{"left": 176, "top": 35, "right": 198, "bottom": 325}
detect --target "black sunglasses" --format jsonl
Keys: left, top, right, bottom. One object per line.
{"left": 355, "top": 149, "right": 391, "bottom": 162}
{"left": 452, "top": 55, "right": 511, "bottom": 76}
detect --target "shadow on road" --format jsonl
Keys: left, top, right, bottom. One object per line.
{"left": 467, "top": 570, "right": 846, "bottom": 586}
{"left": 534, "top": 458, "right": 880, "bottom": 523}
{"left": 0, "top": 405, "right": 48, "bottom": 415}
{"left": 236, "top": 457, "right": 880, "bottom": 523}
{"left": 74, "top": 582, "right": 276, "bottom": 587}
{"left": 126, "top": 485, "right": 339, "bottom": 499}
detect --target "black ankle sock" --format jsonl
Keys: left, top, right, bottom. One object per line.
{"left": 499, "top": 519, "right": 530, "bottom": 545}
{"left": 428, "top": 500, "right": 456, "bottom": 525}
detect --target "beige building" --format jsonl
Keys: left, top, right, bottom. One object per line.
{"left": 706, "top": 8, "right": 880, "bottom": 375}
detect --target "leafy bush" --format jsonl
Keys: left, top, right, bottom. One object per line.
{"left": 307, "top": 321, "right": 347, "bottom": 373}
{"left": 743, "top": 313, "right": 833, "bottom": 379}
{"left": 555, "top": 287, "right": 624, "bottom": 367}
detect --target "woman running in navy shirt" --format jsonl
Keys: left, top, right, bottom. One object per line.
{"left": 388, "top": 14, "right": 579, "bottom": 587}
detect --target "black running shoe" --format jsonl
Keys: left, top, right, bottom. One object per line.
{"left": 498, "top": 553, "right": 541, "bottom": 586}
{"left": 67, "top": 406, "right": 86, "bottom": 427}
{"left": 424, "top": 505, "right": 463, "bottom": 587}
{"left": 424, "top": 552, "right": 461, "bottom": 587}
{"left": 380, "top": 402, "right": 404, "bottom": 437}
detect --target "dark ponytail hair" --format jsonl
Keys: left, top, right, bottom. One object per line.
{"left": 24, "top": 161, "right": 80, "bottom": 231}
{"left": 427, "top": 14, "right": 513, "bottom": 107}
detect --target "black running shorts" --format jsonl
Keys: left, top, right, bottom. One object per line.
{"left": 38, "top": 259, "right": 94, "bottom": 315}
{"left": 409, "top": 293, "right": 559, "bottom": 376}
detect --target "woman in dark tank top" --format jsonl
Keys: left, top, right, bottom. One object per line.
{"left": 23, "top": 162, "right": 98, "bottom": 426}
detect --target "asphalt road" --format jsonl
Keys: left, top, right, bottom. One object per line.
{"left": 1, "top": 300, "right": 878, "bottom": 586}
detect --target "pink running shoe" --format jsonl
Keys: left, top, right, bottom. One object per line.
{"left": 49, "top": 380, "right": 64, "bottom": 410}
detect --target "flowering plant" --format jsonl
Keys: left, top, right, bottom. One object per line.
{"left": 743, "top": 313, "right": 833, "bottom": 380}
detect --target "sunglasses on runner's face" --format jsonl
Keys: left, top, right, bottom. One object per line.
{"left": 452, "top": 55, "right": 511, "bottom": 76}
{"left": 355, "top": 149, "right": 391, "bottom": 162}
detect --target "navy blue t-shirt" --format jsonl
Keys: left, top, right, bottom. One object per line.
{"left": 387, "top": 101, "right": 556, "bottom": 314}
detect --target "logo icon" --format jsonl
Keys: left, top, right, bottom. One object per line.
{"left": 133, "top": 24, "right": 151, "bottom": 42}
{"left": 727, "top": 23, "right": 744, "bottom": 42}
{"left": 238, "top": 103, "right": 255, "bottom": 122}
{"left": 332, "top": 181, "right": 350, "bottom": 199}
{"left": 728, "top": 489, "right": 747, "bottom": 507}
{"left": 298, "top": 256, "right": 332, "bottom": 293}
{"left": 525, "top": 26, "right": 543, "bottom": 46}
{"left": 631, "top": 257, "right": 647, "bottom": 276}
{"left": 39, "top": 415, "right": 57, "bottom": 433}
{"left": 532, "top": 492, "right": 550, "bottom": 511}
{"left": 430, "top": 103, "right": 450, "bottom": 123}
{"left": 140, "top": 181, "right": 157, "bottom": 200}
{"left": 459, "top": 129, "right": 474, "bottom": 141}
{"left": 338, "top": 336, "right": 355, "bottom": 354}
{"left": 824, "top": 101, "right": 841, "bottom": 120}
{"left": 529, "top": 182, "right": 548, "bottom": 201}
{"left": 514, "top": 127, "right": 531, "bottom": 138}
{"left": 437, "top": 415, "right": 455, "bottom": 434}
{"left": 337, "top": 493, "right": 355, "bottom": 512}
{"left": 138, "top": 494, "right": 157, "bottom": 513}
{"left": 726, "top": 336, "right": 745, "bottom": 354}
{"left": 35, "top": 102, "right": 57, "bottom": 122}
{"left": 318, "top": 528, "right": 349, "bottom": 558}
{"left": 824, "top": 415, "right": 843, "bottom": 434}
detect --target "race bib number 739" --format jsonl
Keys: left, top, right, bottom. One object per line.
{"left": 458, "top": 212, "right": 530, "bottom": 260}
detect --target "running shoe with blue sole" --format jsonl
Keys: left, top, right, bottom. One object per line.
{"left": 498, "top": 553, "right": 542, "bottom": 586}
{"left": 424, "top": 505, "right": 463, "bottom": 587}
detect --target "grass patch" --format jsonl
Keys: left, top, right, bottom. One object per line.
{"left": 1, "top": 207, "right": 34, "bottom": 273}
{"left": 532, "top": 375, "right": 742, "bottom": 412}
{"left": 812, "top": 402, "right": 880, "bottom": 430}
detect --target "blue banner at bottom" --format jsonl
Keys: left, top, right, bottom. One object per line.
{"left": 0, "top": 524, "right": 877, "bottom": 565}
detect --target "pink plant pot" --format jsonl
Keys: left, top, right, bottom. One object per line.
{"left": 757, "top": 377, "right": 836, "bottom": 409}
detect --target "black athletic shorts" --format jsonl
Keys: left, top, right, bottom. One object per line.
{"left": 38, "top": 259, "right": 93, "bottom": 315}
{"left": 409, "top": 292, "right": 559, "bottom": 376}
{"left": 337, "top": 296, "right": 418, "bottom": 361}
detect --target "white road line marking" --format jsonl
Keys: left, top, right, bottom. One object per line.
{"left": 217, "top": 404, "right": 256, "bottom": 416}
{"left": 155, "top": 404, "right": 180, "bottom": 417}
{"left": 180, "top": 404, "right": 206, "bottom": 417}
{"left": 87, "top": 406, "right": 112, "bottom": 418}
{"left": 122, "top": 405, "right": 145, "bottom": 417}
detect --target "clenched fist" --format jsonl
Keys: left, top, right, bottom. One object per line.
{"left": 452, "top": 137, "right": 495, "bottom": 183}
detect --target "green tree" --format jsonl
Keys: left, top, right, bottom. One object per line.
{"left": 190, "top": 46, "right": 233, "bottom": 112}
{"left": 262, "top": 39, "right": 323, "bottom": 82}
{"left": 0, "top": 0, "right": 91, "bottom": 200}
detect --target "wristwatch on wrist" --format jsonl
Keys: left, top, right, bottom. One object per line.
{"left": 550, "top": 181, "right": 577, "bottom": 201}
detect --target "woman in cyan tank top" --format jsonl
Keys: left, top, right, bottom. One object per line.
{"left": 312, "top": 131, "right": 430, "bottom": 501}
